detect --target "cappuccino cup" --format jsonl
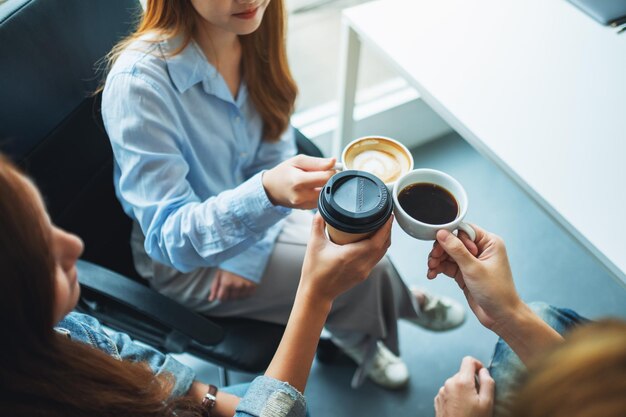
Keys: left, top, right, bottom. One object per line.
{"left": 392, "top": 169, "right": 476, "bottom": 241}
{"left": 318, "top": 170, "right": 393, "bottom": 245}
{"left": 339, "top": 136, "right": 414, "bottom": 190}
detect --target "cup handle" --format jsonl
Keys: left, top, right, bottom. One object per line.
{"left": 333, "top": 162, "right": 344, "bottom": 171}
{"left": 457, "top": 222, "right": 476, "bottom": 241}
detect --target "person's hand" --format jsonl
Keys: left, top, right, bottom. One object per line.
{"left": 262, "top": 155, "right": 337, "bottom": 209}
{"left": 435, "top": 356, "right": 495, "bottom": 417}
{"left": 208, "top": 269, "right": 258, "bottom": 302}
{"left": 426, "top": 225, "right": 522, "bottom": 331}
{"left": 298, "top": 213, "right": 393, "bottom": 304}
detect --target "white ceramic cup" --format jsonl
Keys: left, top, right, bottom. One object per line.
{"left": 338, "top": 136, "right": 414, "bottom": 191}
{"left": 392, "top": 169, "right": 476, "bottom": 241}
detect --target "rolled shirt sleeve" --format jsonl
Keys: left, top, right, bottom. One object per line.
{"left": 235, "top": 376, "right": 307, "bottom": 417}
{"left": 221, "top": 124, "right": 295, "bottom": 282}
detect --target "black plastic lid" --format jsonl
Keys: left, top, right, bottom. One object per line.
{"left": 318, "top": 170, "right": 393, "bottom": 234}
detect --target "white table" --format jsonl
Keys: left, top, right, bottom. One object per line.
{"left": 335, "top": 0, "right": 626, "bottom": 285}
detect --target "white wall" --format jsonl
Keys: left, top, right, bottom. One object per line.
{"left": 292, "top": 80, "right": 452, "bottom": 156}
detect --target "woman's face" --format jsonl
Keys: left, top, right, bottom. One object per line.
{"left": 24, "top": 178, "right": 84, "bottom": 323}
{"left": 50, "top": 223, "right": 84, "bottom": 323}
{"left": 190, "top": 0, "right": 271, "bottom": 36}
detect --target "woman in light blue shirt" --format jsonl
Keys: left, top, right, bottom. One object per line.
{"left": 0, "top": 153, "right": 392, "bottom": 416}
{"left": 102, "top": 0, "right": 466, "bottom": 389}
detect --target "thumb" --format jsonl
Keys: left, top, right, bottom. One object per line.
{"left": 477, "top": 368, "right": 495, "bottom": 402}
{"left": 310, "top": 213, "right": 327, "bottom": 241}
{"left": 208, "top": 272, "right": 221, "bottom": 302}
{"left": 436, "top": 229, "right": 477, "bottom": 269}
{"left": 295, "top": 155, "right": 336, "bottom": 171}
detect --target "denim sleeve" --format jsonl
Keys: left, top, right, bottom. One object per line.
{"left": 235, "top": 376, "right": 307, "bottom": 417}
{"left": 106, "top": 326, "right": 195, "bottom": 398}
{"left": 58, "top": 313, "right": 195, "bottom": 399}
{"left": 488, "top": 302, "right": 588, "bottom": 417}
{"left": 102, "top": 72, "right": 289, "bottom": 273}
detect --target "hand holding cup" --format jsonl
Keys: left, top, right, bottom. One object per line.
{"left": 427, "top": 224, "right": 523, "bottom": 331}
{"left": 318, "top": 170, "right": 393, "bottom": 245}
{"left": 263, "top": 154, "right": 338, "bottom": 210}
{"left": 299, "top": 213, "right": 393, "bottom": 304}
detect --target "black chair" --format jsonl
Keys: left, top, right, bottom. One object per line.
{"left": 0, "top": 0, "right": 323, "bottom": 384}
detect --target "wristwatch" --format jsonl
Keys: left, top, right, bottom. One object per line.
{"left": 201, "top": 384, "right": 218, "bottom": 417}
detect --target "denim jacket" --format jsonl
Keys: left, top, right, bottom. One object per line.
{"left": 56, "top": 312, "right": 306, "bottom": 417}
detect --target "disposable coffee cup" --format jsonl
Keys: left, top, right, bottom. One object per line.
{"left": 318, "top": 170, "right": 393, "bottom": 245}
{"left": 338, "top": 136, "right": 414, "bottom": 191}
{"left": 392, "top": 169, "right": 476, "bottom": 241}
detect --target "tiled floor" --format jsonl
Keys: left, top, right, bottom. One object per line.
{"left": 177, "top": 132, "right": 626, "bottom": 416}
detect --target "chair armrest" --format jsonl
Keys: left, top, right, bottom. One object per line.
{"left": 76, "top": 260, "right": 224, "bottom": 346}
{"left": 295, "top": 128, "right": 324, "bottom": 158}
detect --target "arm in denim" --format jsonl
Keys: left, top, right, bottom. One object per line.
{"left": 102, "top": 73, "right": 289, "bottom": 273}
{"left": 235, "top": 376, "right": 307, "bottom": 417}
{"left": 58, "top": 313, "right": 195, "bottom": 398}
{"left": 107, "top": 326, "right": 196, "bottom": 398}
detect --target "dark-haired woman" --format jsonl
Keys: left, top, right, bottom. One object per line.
{"left": 0, "top": 154, "right": 391, "bottom": 416}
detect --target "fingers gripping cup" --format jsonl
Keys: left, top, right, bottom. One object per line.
{"left": 318, "top": 170, "right": 393, "bottom": 245}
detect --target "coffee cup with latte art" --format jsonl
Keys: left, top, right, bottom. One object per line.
{"left": 340, "top": 136, "right": 414, "bottom": 190}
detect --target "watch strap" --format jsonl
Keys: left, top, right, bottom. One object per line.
{"left": 201, "top": 384, "right": 218, "bottom": 417}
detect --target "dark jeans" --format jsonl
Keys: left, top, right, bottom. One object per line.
{"left": 488, "top": 302, "right": 587, "bottom": 417}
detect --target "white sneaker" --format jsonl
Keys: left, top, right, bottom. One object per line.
{"left": 341, "top": 341, "right": 409, "bottom": 390}
{"left": 406, "top": 289, "right": 466, "bottom": 331}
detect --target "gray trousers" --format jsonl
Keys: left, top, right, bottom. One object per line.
{"left": 132, "top": 210, "right": 419, "bottom": 354}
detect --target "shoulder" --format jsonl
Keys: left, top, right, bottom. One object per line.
{"left": 105, "top": 36, "right": 172, "bottom": 94}
{"left": 56, "top": 311, "right": 103, "bottom": 333}
{"left": 55, "top": 312, "right": 121, "bottom": 358}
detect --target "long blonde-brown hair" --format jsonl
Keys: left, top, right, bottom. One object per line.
{"left": 106, "top": 0, "right": 297, "bottom": 141}
{"left": 509, "top": 319, "right": 626, "bottom": 417}
{"left": 0, "top": 155, "right": 202, "bottom": 417}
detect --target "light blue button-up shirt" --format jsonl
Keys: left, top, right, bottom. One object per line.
{"left": 102, "top": 36, "right": 296, "bottom": 282}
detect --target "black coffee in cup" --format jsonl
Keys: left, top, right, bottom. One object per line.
{"left": 398, "top": 182, "right": 458, "bottom": 225}
{"left": 318, "top": 170, "right": 393, "bottom": 244}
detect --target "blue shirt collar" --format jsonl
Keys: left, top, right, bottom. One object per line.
{"left": 161, "top": 35, "right": 213, "bottom": 93}
{"left": 161, "top": 36, "right": 248, "bottom": 106}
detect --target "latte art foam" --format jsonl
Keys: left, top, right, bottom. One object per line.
{"left": 351, "top": 150, "right": 403, "bottom": 183}
{"left": 343, "top": 137, "right": 411, "bottom": 184}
